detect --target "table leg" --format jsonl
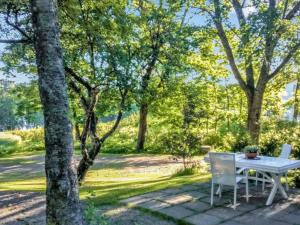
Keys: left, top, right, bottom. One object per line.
{"left": 266, "top": 173, "right": 288, "bottom": 206}
{"left": 278, "top": 180, "right": 288, "bottom": 199}
{"left": 216, "top": 186, "right": 220, "bottom": 195}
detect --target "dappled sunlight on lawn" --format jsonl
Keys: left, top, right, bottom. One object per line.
{"left": 0, "top": 178, "right": 46, "bottom": 192}
{"left": 0, "top": 153, "right": 210, "bottom": 205}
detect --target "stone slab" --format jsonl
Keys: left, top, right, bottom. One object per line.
{"left": 205, "top": 207, "right": 244, "bottom": 220}
{"left": 181, "top": 200, "right": 211, "bottom": 212}
{"left": 185, "top": 213, "right": 223, "bottom": 225}
{"left": 160, "top": 194, "right": 194, "bottom": 205}
{"left": 138, "top": 200, "right": 171, "bottom": 211}
{"left": 160, "top": 205, "right": 195, "bottom": 219}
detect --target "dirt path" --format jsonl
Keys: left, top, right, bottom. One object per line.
{"left": 0, "top": 154, "right": 183, "bottom": 225}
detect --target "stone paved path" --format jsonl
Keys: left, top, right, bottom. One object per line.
{"left": 121, "top": 182, "right": 300, "bottom": 225}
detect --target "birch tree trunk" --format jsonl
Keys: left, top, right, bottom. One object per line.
{"left": 30, "top": 0, "right": 85, "bottom": 224}
{"left": 293, "top": 76, "right": 300, "bottom": 121}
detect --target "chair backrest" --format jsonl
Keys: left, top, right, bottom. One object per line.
{"left": 209, "top": 152, "right": 236, "bottom": 186}
{"left": 279, "top": 144, "right": 292, "bottom": 159}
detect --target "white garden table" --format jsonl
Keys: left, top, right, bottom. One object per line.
{"left": 205, "top": 153, "right": 300, "bottom": 205}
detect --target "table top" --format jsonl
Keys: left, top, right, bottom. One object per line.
{"left": 235, "top": 154, "right": 300, "bottom": 173}
{"left": 205, "top": 153, "right": 300, "bottom": 174}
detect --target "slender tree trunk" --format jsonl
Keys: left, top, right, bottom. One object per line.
{"left": 246, "top": 90, "right": 264, "bottom": 144}
{"left": 136, "top": 103, "right": 148, "bottom": 152}
{"left": 30, "top": 0, "right": 84, "bottom": 224}
{"left": 73, "top": 110, "right": 81, "bottom": 141}
{"left": 77, "top": 142, "right": 102, "bottom": 183}
{"left": 293, "top": 76, "right": 300, "bottom": 121}
{"left": 75, "top": 123, "right": 81, "bottom": 141}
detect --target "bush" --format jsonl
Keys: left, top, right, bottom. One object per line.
{"left": 230, "top": 134, "right": 251, "bottom": 152}
{"left": 0, "top": 133, "right": 21, "bottom": 156}
{"left": 165, "top": 129, "right": 202, "bottom": 169}
{"left": 259, "top": 131, "right": 281, "bottom": 156}
{"left": 172, "top": 161, "right": 208, "bottom": 177}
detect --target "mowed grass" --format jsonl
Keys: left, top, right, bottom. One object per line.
{"left": 0, "top": 152, "right": 210, "bottom": 206}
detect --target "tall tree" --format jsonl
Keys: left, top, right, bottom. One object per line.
{"left": 199, "top": 0, "right": 300, "bottom": 143}
{"left": 0, "top": 0, "right": 85, "bottom": 224}
{"left": 58, "top": 0, "right": 133, "bottom": 182}
{"left": 30, "top": 0, "right": 84, "bottom": 224}
{"left": 134, "top": 0, "right": 194, "bottom": 151}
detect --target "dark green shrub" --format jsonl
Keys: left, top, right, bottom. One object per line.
{"left": 165, "top": 129, "right": 202, "bottom": 169}
{"left": 230, "top": 134, "right": 251, "bottom": 152}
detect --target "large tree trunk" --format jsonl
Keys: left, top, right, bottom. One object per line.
{"left": 246, "top": 89, "right": 264, "bottom": 144}
{"left": 293, "top": 76, "right": 300, "bottom": 122}
{"left": 136, "top": 103, "right": 148, "bottom": 152}
{"left": 30, "top": 0, "right": 84, "bottom": 224}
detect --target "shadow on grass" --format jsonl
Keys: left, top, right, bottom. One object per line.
{"left": 81, "top": 174, "right": 210, "bottom": 205}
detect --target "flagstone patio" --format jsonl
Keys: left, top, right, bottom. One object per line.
{"left": 121, "top": 182, "right": 300, "bottom": 225}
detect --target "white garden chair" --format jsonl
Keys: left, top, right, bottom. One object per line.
{"left": 256, "top": 143, "right": 292, "bottom": 191}
{"left": 209, "top": 152, "right": 249, "bottom": 209}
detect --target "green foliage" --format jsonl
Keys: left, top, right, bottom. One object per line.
{"left": 84, "top": 202, "right": 111, "bottom": 225}
{"left": 172, "top": 162, "right": 206, "bottom": 177}
{"left": 0, "top": 133, "right": 21, "bottom": 156}
{"left": 9, "top": 81, "right": 43, "bottom": 127}
{"left": 0, "top": 95, "right": 18, "bottom": 130}
{"left": 230, "top": 133, "right": 251, "bottom": 153}
{"left": 0, "top": 129, "right": 44, "bottom": 156}
{"left": 165, "top": 129, "right": 202, "bottom": 169}
{"left": 243, "top": 145, "right": 259, "bottom": 154}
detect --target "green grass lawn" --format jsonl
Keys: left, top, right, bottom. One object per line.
{"left": 0, "top": 152, "right": 210, "bottom": 206}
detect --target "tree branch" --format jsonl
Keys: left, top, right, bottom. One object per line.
{"left": 5, "top": 8, "right": 31, "bottom": 40}
{"left": 65, "top": 66, "right": 92, "bottom": 92}
{"left": 268, "top": 42, "right": 300, "bottom": 80}
{"left": 213, "top": 0, "right": 248, "bottom": 94}
{"left": 100, "top": 90, "right": 128, "bottom": 143}
{"left": 231, "top": 0, "right": 246, "bottom": 25}
{"left": 67, "top": 78, "right": 89, "bottom": 111}
{"left": 231, "top": 0, "right": 255, "bottom": 88}
{"left": 285, "top": 1, "right": 300, "bottom": 20}
{"left": 0, "top": 39, "right": 30, "bottom": 44}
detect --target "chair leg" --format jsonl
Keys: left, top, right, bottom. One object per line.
{"left": 211, "top": 181, "right": 214, "bottom": 207}
{"left": 285, "top": 173, "right": 289, "bottom": 191}
{"left": 255, "top": 171, "right": 258, "bottom": 186}
{"left": 219, "top": 185, "right": 222, "bottom": 198}
{"left": 233, "top": 185, "right": 237, "bottom": 210}
{"left": 246, "top": 170, "right": 249, "bottom": 202}
{"left": 262, "top": 174, "right": 265, "bottom": 192}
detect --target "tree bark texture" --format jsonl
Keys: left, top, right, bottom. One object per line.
{"left": 293, "top": 76, "right": 300, "bottom": 121}
{"left": 136, "top": 103, "right": 148, "bottom": 152}
{"left": 246, "top": 90, "right": 264, "bottom": 144}
{"left": 30, "top": 0, "right": 84, "bottom": 224}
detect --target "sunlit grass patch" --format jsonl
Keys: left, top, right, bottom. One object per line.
{"left": 0, "top": 178, "right": 46, "bottom": 192}
{"left": 0, "top": 152, "right": 210, "bottom": 206}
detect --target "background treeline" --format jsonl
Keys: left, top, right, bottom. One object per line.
{"left": 0, "top": 0, "right": 299, "bottom": 180}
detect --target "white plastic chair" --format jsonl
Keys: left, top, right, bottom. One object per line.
{"left": 256, "top": 144, "right": 292, "bottom": 191}
{"left": 209, "top": 152, "right": 249, "bottom": 209}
